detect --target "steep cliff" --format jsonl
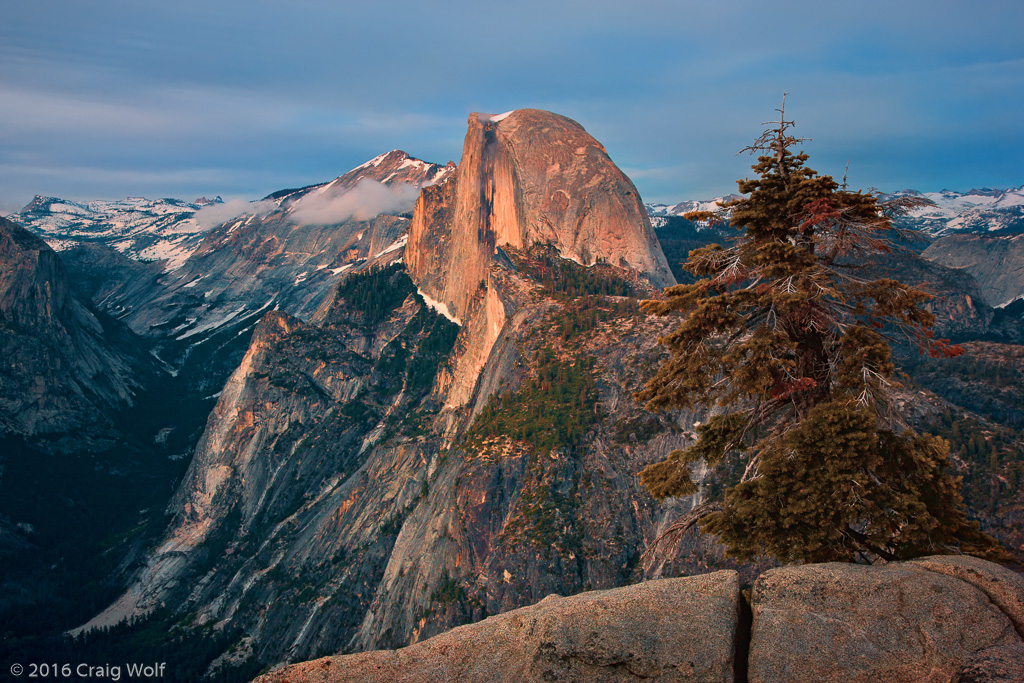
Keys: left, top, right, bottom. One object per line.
{"left": 408, "top": 109, "right": 673, "bottom": 322}
{"left": 0, "top": 217, "right": 155, "bottom": 435}
{"left": 2, "top": 153, "right": 457, "bottom": 661}
{"left": 84, "top": 254, "right": 692, "bottom": 666}
{"left": 0, "top": 217, "right": 206, "bottom": 656}
{"left": 923, "top": 232, "right": 1024, "bottom": 307}
{"left": 407, "top": 109, "right": 674, "bottom": 407}
{"left": 80, "top": 111, "right": 1023, "bottom": 676}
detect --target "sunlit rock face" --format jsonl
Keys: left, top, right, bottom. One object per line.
{"left": 407, "top": 109, "right": 673, "bottom": 322}
{"left": 407, "top": 109, "right": 675, "bottom": 407}
{"left": 77, "top": 109, "right": 1024, "bottom": 675}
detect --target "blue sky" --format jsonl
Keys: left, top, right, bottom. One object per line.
{"left": 2, "top": 0, "right": 1022, "bottom": 213}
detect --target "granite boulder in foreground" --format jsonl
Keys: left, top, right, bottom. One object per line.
{"left": 254, "top": 570, "right": 743, "bottom": 682}
{"left": 748, "top": 558, "right": 1024, "bottom": 683}
{"left": 255, "top": 555, "right": 1024, "bottom": 682}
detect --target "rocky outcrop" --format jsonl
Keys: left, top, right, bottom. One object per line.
{"left": 259, "top": 556, "right": 1024, "bottom": 683}
{"left": 922, "top": 233, "right": 1024, "bottom": 307}
{"left": 954, "top": 643, "right": 1024, "bottom": 683}
{"left": 408, "top": 110, "right": 674, "bottom": 319}
{"left": 908, "top": 554, "right": 1024, "bottom": 639}
{"left": 256, "top": 571, "right": 743, "bottom": 683}
{"left": 0, "top": 217, "right": 156, "bottom": 435}
{"left": 406, "top": 109, "right": 673, "bottom": 407}
{"left": 749, "top": 560, "right": 1024, "bottom": 683}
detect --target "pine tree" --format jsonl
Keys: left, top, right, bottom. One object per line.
{"left": 637, "top": 97, "right": 1000, "bottom": 564}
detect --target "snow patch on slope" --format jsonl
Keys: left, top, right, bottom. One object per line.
{"left": 417, "top": 288, "right": 461, "bottom": 326}
{"left": 373, "top": 234, "right": 408, "bottom": 259}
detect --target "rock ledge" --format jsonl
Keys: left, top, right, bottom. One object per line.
{"left": 256, "top": 556, "right": 1024, "bottom": 683}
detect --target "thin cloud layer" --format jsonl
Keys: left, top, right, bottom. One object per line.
{"left": 1, "top": 1, "right": 1021, "bottom": 207}
{"left": 194, "top": 198, "right": 276, "bottom": 229}
{"left": 289, "top": 179, "right": 419, "bottom": 225}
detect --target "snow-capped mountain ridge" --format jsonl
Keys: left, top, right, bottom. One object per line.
{"left": 10, "top": 151, "right": 453, "bottom": 275}
{"left": 647, "top": 185, "right": 1024, "bottom": 236}
{"left": 264, "top": 150, "right": 454, "bottom": 207}
{"left": 7, "top": 150, "right": 454, "bottom": 387}
{"left": 888, "top": 185, "right": 1024, "bottom": 235}
{"left": 645, "top": 194, "right": 742, "bottom": 220}
{"left": 10, "top": 195, "right": 212, "bottom": 269}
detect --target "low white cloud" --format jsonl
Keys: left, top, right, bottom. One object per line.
{"left": 194, "top": 198, "right": 276, "bottom": 229}
{"left": 289, "top": 179, "right": 419, "bottom": 225}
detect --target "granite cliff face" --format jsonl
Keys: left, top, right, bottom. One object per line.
{"left": 86, "top": 249, "right": 691, "bottom": 668}
{"left": 0, "top": 216, "right": 193, "bottom": 637}
{"left": 408, "top": 110, "right": 673, "bottom": 322}
{"left": 407, "top": 109, "right": 673, "bottom": 407}
{"left": 923, "top": 233, "right": 1024, "bottom": 308}
{"left": 74, "top": 113, "right": 1024, "bottom": 677}
{"left": 0, "top": 217, "right": 155, "bottom": 435}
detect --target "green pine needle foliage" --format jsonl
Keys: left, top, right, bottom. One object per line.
{"left": 637, "top": 101, "right": 1004, "bottom": 564}
{"left": 466, "top": 347, "right": 601, "bottom": 453}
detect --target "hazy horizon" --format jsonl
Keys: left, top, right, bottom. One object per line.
{"left": 3, "top": 0, "right": 1022, "bottom": 213}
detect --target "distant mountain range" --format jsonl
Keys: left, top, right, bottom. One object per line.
{"left": 13, "top": 183, "right": 1023, "bottom": 267}
{"left": 646, "top": 185, "right": 1024, "bottom": 236}
{"left": 10, "top": 195, "right": 217, "bottom": 269}
{"left": 891, "top": 186, "right": 1024, "bottom": 235}
{"left": 645, "top": 194, "right": 741, "bottom": 223}
{"left": 8, "top": 151, "right": 452, "bottom": 382}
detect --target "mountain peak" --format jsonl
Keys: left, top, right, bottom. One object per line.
{"left": 264, "top": 151, "right": 454, "bottom": 205}
{"left": 408, "top": 108, "right": 673, "bottom": 324}
{"left": 403, "top": 108, "right": 674, "bottom": 408}
{"left": 331, "top": 150, "right": 452, "bottom": 191}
